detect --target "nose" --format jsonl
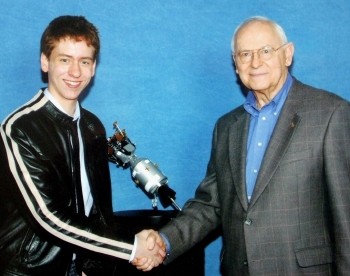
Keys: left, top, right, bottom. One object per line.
{"left": 68, "top": 61, "right": 81, "bottom": 77}
{"left": 250, "top": 51, "right": 263, "bottom": 68}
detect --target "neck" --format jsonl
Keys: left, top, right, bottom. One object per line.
{"left": 255, "top": 93, "right": 272, "bottom": 109}
{"left": 64, "top": 102, "right": 77, "bottom": 117}
{"left": 253, "top": 76, "right": 288, "bottom": 109}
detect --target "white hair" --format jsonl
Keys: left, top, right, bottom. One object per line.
{"left": 231, "top": 16, "right": 288, "bottom": 52}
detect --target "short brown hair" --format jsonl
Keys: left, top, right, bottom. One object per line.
{"left": 40, "top": 15, "right": 100, "bottom": 60}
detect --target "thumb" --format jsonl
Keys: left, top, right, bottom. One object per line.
{"left": 146, "top": 231, "right": 157, "bottom": 250}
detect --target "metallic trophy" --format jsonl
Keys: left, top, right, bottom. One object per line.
{"left": 107, "top": 121, "right": 181, "bottom": 211}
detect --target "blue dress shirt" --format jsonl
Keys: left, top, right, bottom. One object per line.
{"left": 244, "top": 74, "right": 293, "bottom": 201}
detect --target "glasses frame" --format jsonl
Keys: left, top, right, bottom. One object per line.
{"left": 234, "top": 43, "right": 289, "bottom": 64}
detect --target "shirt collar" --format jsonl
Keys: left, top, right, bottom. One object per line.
{"left": 244, "top": 73, "right": 293, "bottom": 117}
{"left": 44, "top": 88, "right": 80, "bottom": 121}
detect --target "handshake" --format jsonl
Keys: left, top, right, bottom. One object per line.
{"left": 132, "top": 230, "right": 167, "bottom": 271}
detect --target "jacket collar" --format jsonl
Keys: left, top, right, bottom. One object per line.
{"left": 228, "top": 79, "right": 303, "bottom": 210}
{"left": 40, "top": 89, "right": 83, "bottom": 127}
{"left": 43, "top": 88, "right": 81, "bottom": 122}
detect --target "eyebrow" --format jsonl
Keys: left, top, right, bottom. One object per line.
{"left": 57, "top": 54, "right": 94, "bottom": 60}
{"left": 238, "top": 45, "right": 271, "bottom": 52}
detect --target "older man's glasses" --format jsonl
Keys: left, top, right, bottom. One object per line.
{"left": 234, "top": 43, "right": 288, "bottom": 64}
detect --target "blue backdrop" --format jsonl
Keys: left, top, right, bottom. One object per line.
{"left": 1, "top": 1, "right": 349, "bottom": 275}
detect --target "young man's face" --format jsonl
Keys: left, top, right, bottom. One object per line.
{"left": 41, "top": 37, "right": 96, "bottom": 113}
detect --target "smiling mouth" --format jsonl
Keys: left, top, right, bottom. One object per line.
{"left": 250, "top": 72, "right": 267, "bottom": 77}
{"left": 65, "top": 80, "right": 81, "bottom": 88}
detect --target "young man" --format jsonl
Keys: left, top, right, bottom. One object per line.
{"left": 0, "top": 15, "right": 164, "bottom": 276}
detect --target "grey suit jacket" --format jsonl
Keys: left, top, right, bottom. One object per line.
{"left": 161, "top": 78, "right": 350, "bottom": 275}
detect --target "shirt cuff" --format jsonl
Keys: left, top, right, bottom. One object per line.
{"left": 129, "top": 236, "right": 137, "bottom": 262}
{"left": 159, "top": 232, "right": 171, "bottom": 255}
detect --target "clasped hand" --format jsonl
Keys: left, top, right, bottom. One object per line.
{"left": 132, "top": 229, "right": 166, "bottom": 271}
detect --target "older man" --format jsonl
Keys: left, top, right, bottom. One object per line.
{"left": 143, "top": 16, "right": 350, "bottom": 275}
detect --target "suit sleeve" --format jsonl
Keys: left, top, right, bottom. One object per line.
{"left": 324, "top": 101, "right": 350, "bottom": 274}
{"left": 160, "top": 123, "right": 222, "bottom": 264}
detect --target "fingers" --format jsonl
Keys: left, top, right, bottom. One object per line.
{"left": 132, "top": 257, "right": 154, "bottom": 271}
{"left": 158, "top": 248, "right": 166, "bottom": 258}
{"left": 146, "top": 230, "right": 165, "bottom": 251}
{"left": 138, "top": 259, "right": 154, "bottom": 271}
{"left": 133, "top": 256, "right": 162, "bottom": 271}
{"left": 132, "top": 229, "right": 166, "bottom": 271}
{"left": 131, "top": 257, "right": 147, "bottom": 266}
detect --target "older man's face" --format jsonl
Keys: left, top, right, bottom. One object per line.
{"left": 234, "top": 21, "right": 293, "bottom": 101}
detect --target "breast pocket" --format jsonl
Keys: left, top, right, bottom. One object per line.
{"left": 280, "top": 147, "right": 313, "bottom": 164}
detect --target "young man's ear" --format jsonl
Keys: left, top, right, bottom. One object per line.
{"left": 91, "top": 60, "right": 96, "bottom": 77}
{"left": 40, "top": 53, "right": 49, "bottom": 73}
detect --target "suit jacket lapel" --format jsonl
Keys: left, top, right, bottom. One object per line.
{"left": 249, "top": 84, "right": 302, "bottom": 207}
{"left": 228, "top": 109, "right": 250, "bottom": 211}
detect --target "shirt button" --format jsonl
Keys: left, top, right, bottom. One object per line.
{"left": 262, "top": 116, "right": 266, "bottom": 120}
{"left": 243, "top": 260, "right": 248, "bottom": 266}
{"left": 257, "top": 142, "right": 262, "bottom": 147}
{"left": 244, "top": 218, "right": 252, "bottom": 225}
